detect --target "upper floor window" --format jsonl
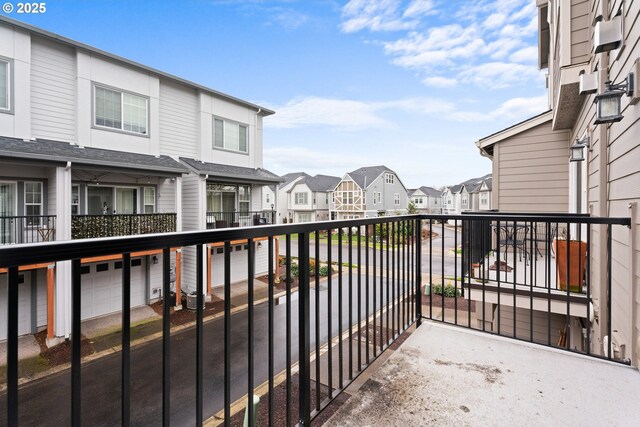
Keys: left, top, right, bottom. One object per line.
{"left": 462, "top": 195, "right": 468, "bottom": 205}
{"left": 266, "top": 193, "right": 270, "bottom": 204}
{"left": 94, "top": 85, "right": 148, "bottom": 135}
{"left": 214, "top": 117, "right": 248, "bottom": 153}
{"left": 295, "top": 192, "right": 308, "bottom": 205}
{"left": 385, "top": 173, "right": 394, "bottom": 184}
{"left": 332, "top": 192, "right": 335, "bottom": 203}
{"left": 0, "top": 58, "right": 10, "bottom": 112}
{"left": 394, "top": 193, "right": 400, "bottom": 205}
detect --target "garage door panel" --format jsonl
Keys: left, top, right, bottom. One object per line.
{"left": 0, "top": 272, "right": 32, "bottom": 341}
{"left": 81, "top": 259, "right": 146, "bottom": 321}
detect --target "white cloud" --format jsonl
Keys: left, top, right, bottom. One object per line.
{"left": 510, "top": 46, "right": 538, "bottom": 63}
{"left": 422, "top": 76, "right": 457, "bottom": 87}
{"left": 458, "top": 62, "right": 542, "bottom": 89}
{"left": 484, "top": 13, "right": 506, "bottom": 29}
{"left": 264, "top": 146, "right": 356, "bottom": 172}
{"left": 341, "top": 0, "right": 418, "bottom": 33}
{"left": 267, "top": 97, "right": 389, "bottom": 130}
{"left": 267, "top": 96, "right": 454, "bottom": 129}
{"left": 345, "top": 0, "right": 540, "bottom": 90}
{"left": 451, "top": 95, "right": 548, "bottom": 121}
{"left": 403, "top": 0, "right": 436, "bottom": 18}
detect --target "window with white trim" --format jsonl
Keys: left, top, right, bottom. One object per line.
{"left": 94, "top": 85, "right": 148, "bottom": 135}
{"left": 266, "top": 193, "right": 270, "bottom": 204}
{"left": 213, "top": 117, "right": 248, "bottom": 153}
{"left": 394, "top": 193, "right": 400, "bottom": 205}
{"left": 294, "top": 192, "right": 308, "bottom": 205}
{"left": 480, "top": 192, "right": 488, "bottom": 206}
{"left": 298, "top": 212, "right": 313, "bottom": 223}
{"left": 71, "top": 185, "right": 79, "bottom": 215}
{"left": 25, "top": 182, "right": 42, "bottom": 225}
{"left": 0, "top": 59, "right": 10, "bottom": 112}
{"left": 373, "top": 192, "right": 381, "bottom": 204}
{"left": 239, "top": 185, "right": 251, "bottom": 214}
{"left": 385, "top": 173, "right": 394, "bottom": 184}
{"left": 332, "top": 192, "right": 335, "bottom": 203}
{"left": 144, "top": 187, "right": 156, "bottom": 213}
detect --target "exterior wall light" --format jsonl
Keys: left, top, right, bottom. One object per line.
{"left": 570, "top": 135, "right": 590, "bottom": 162}
{"left": 594, "top": 73, "right": 634, "bottom": 125}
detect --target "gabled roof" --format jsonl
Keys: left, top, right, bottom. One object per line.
{"left": 418, "top": 186, "right": 442, "bottom": 197}
{"left": 296, "top": 174, "right": 341, "bottom": 192}
{"left": 346, "top": 165, "right": 399, "bottom": 189}
{"left": 179, "top": 157, "right": 282, "bottom": 184}
{"left": 0, "top": 16, "right": 274, "bottom": 116}
{"left": 278, "top": 172, "right": 310, "bottom": 189}
{"left": 0, "top": 135, "right": 188, "bottom": 175}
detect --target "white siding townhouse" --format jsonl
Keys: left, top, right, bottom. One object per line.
{"left": 276, "top": 172, "right": 309, "bottom": 224}
{"left": 0, "top": 17, "right": 281, "bottom": 342}
{"left": 287, "top": 174, "right": 341, "bottom": 223}
{"left": 409, "top": 186, "right": 442, "bottom": 214}
{"left": 330, "top": 165, "right": 408, "bottom": 220}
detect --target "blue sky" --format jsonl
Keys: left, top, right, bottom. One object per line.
{"left": 4, "top": 0, "right": 548, "bottom": 188}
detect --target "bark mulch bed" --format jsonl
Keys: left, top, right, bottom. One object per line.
{"left": 34, "top": 330, "right": 95, "bottom": 367}
{"left": 228, "top": 374, "right": 350, "bottom": 426}
{"left": 149, "top": 295, "right": 225, "bottom": 326}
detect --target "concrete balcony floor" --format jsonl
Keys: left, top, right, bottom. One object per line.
{"left": 324, "top": 322, "right": 640, "bottom": 426}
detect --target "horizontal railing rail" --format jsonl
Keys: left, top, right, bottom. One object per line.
{"left": 0, "top": 215, "right": 56, "bottom": 244}
{"left": 0, "top": 215, "right": 421, "bottom": 426}
{"left": 205, "top": 210, "right": 275, "bottom": 228}
{"left": 71, "top": 213, "right": 177, "bottom": 239}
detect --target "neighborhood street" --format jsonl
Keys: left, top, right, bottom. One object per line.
{"left": 0, "top": 271, "right": 408, "bottom": 426}
{"left": 279, "top": 224, "right": 462, "bottom": 279}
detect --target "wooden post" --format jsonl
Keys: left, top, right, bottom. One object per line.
{"left": 47, "top": 265, "right": 55, "bottom": 340}
{"left": 175, "top": 249, "right": 182, "bottom": 307}
{"left": 275, "top": 237, "right": 280, "bottom": 283}
{"left": 207, "top": 245, "right": 212, "bottom": 295}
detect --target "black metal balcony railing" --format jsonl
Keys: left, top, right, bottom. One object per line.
{"left": 206, "top": 210, "right": 275, "bottom": 228}
{"left": 0, "top": 213, "right": 631, "bottom": 425}
{"left": 0, "top": 215, "right": 56, "bottom": 244}
{"left": 71, "top": 213, "right": 177, "bottom": 239}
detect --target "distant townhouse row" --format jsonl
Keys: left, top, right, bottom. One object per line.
{"left": 273, "top": 166, "right": 412, "bottom": 223}
{"left": 0, "top": 17, "right": 282, "bottom": 342}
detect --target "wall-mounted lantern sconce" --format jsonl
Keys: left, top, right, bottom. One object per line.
{"left": 570, "top": 135, "right": 590, "bottom": 162}
{"left": 152, "top": 256, "right": 159, "bottom": 264}
{"left": 594, "top": 73, "right": 634, "bottom": 124}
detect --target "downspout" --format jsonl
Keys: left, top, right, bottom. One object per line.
{"left": 629, "top": 202, "right": 637, "bottom": 367}
{"left": 596, "top": 0, "right": 610, "bottom": 347}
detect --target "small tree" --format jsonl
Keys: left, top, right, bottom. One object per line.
{"left": 407, "top": 201, "right": 418, "bottom": 214}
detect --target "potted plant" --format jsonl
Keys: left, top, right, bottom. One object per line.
{"left": 552, "top": 230, "right": 587, "bottom": 292}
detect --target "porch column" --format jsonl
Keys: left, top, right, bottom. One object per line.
{"left": 175, "top": 176, "right": 182, "bottom": 232}
{"left": 175, "top": 249, "right": 182, "bottom": 308}
{"left": 54, "top": 165, "right": 72, "bottom": 338}
{"left": 46, "top": 265, "right": 55, "bottom": 340}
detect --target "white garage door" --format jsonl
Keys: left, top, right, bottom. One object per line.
{"left": 0, "top": 271, "right": 33, "bottom": 341}
{"left": 80, "top": 258, "right": 146, "bottom": 320}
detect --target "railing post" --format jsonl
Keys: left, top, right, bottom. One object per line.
{"left": 415, "top": 218, "right": 422, "bottom": 326}
{"left": 298, "top": 231, "right": 311, "bottom": 426}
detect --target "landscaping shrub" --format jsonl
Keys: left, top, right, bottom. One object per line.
{"left": 319, "top": 265, "right": 330, "bottom": 276}
{"left": 433, "top": 283, "right": 460, "bottom": 297}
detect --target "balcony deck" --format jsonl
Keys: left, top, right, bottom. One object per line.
{"left": 325, "top": 322, "right": 640, "bottom": 426}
